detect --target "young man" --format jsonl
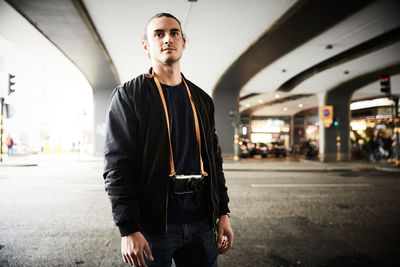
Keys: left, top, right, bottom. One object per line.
{"left": 104, "top": 13, "right": 233, "bottom": 267}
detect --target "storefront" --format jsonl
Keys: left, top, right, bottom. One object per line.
{"left": 249, "top": 117, "right": 290, "bottom": 147}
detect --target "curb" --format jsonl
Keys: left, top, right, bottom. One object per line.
{"left": 374, "top": 166, "right": 400, "bottom": 172}
{"left": 0, "top": 163, "right": 38, "bottom": 167}
{"left": 224, "top": 168, "right": 352, "bottom": 172}
{"left": 224, "top": 166, "right": 400, "bottom": 173}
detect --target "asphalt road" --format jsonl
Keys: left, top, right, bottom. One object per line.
{"left": 0, "top": 158, "right": 399, "bottom": 266}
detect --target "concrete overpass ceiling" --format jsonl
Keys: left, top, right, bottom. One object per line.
{"left": 240, "top": 0, "right": 400, "bottom": 96}
{"left": 242, "top": 37, "right": 400, "bottom": 117}
{"left": 240, "top": 40, "right": 400, "bottom": 117}
{"left": 5, "top": 0, "right": 120, "bottom": 91}
{"left": 247, "top": 66, "right": 399, "bottom": 117}
{"left": 81, "top": 0, "right": 297, "bottom": 95}
{"left": 251, "top": 95, "right": 318, "bottom": 117}
{"left": 290, "top": 42, "right": 400, "bottom": 94}
{"left": 3, "top": 0, "right": 399, "bottom": 121}
{"left": 239, "top": 91, "right": 293, "bottom": 112}
{"left": 240, "top": 0, "right": 400, "bottom": 116}
{"left": 0, "top": 1, "right": 86, "bottom": 78}
{"left": 246, "top": 69, "right": 399, "bottom": 117}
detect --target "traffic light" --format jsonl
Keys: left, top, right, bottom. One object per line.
{"left": 333, "top": 118, "right": 339, "bottom": 127}
{"left": 379, "top": 74, "right": 390, "bottom": 96}
{"left": 8, "top": 74, "right": 16, "bottom": 96}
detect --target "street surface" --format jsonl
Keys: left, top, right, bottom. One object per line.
{"left": 0, "top": 155, "right": 400, "bottom": 266}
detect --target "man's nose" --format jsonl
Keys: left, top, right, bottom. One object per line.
{"left": 164, "top": 34, "right": 173, "bottom": 44}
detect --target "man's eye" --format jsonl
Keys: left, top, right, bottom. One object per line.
{"left": 172, "top": 32, "right": 179, "bottom": 36}
{"left": 155, "top": 33, "right": 163, "bottom": 37}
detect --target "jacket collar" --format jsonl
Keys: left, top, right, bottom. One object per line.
{"left": 145, "top": 67, "right": 188, "bottom": 81}
{"left": 145, "top": 67, "right": 154, "bottom": 78}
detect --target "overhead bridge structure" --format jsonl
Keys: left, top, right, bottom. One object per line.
{"left": 1, "top": 0, "right": 399, "bottom": 161}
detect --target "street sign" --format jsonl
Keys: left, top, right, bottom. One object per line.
{"left": 320, "top": 105, "right": 333, "bottom": 128}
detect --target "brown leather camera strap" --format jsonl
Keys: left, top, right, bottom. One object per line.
{"left": 149, "top": 72, "right": 208, "bottom": 177}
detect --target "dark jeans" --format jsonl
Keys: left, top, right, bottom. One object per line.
{"left": 143, "top": 220, "right": 218, "bottom": 267}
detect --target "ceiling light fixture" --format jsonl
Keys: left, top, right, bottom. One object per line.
{"left": 344, "top": 70, "right": 349, "bottom": 75}
{"left": 259, "top": 99, "right": 263, "bottom": 103}
{"left": 282, "top": 69, "right": 286, "bottom": 73}
{"left": 298, "top": 104, "right": 303, "bottom": 108}
{"left": 246, "top": 103, "right": 250, "bottom": 107}
{"left": 275, "top": 94, "right": 280, "bottom": 98}
{"left": 326, "top": 44, "right": 333, "bottom": 49}
{"left": 350, "top": 98, "right": 393, "bottom": 110}
{"left": 283, "top": 107, "right": 288, "bottom": 111}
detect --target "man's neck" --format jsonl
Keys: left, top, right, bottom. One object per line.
{"left": 152, "top": 62, "right": 182, "bottom": 86}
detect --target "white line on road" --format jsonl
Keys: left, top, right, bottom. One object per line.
{"left": 250, "top": 184, "right": 370, "bottom": 188}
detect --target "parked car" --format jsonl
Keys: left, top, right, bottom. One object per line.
{"left": 268, "top": 142, "right": 287, "bottom": 157}
{"left": 238, "top": 139, "right": 253, "bottom": 158}
{"left": 302, "top": 140, "right": 318, "bottom": 159}
{"left": 251, "top": 142, "right": 269, "bottom": 158}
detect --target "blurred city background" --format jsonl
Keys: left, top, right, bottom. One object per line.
{"left": 0, "top": 0, "right": 400, "bottom": 165}
{"left": 1, "top": 0, "right": 400, "bottom": 266}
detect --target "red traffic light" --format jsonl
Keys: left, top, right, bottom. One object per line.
{"left": 379, "top": 74, "right": 390, "bottom": 96}
{"left": 379, "top": 75, "right": 389, "bottom": 82}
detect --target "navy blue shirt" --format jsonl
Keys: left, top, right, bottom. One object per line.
{"left": 163, "top": 82, "right": 208, "bottom": 224}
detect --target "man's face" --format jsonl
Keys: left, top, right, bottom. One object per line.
{"left": 143, "top": 17, "right": 186, "bottom": 66}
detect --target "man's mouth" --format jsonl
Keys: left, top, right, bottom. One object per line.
{"left": 162, "top": 46, "right": 176, "bottom": 51}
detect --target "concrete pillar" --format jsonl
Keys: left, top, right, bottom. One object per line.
{"left": 317, "top": 93, "right": 326, "bottom": 158}
{"left": 214, "top": 89, "right": 238, "bottom": 154}
{"left": 290, "top": 115, "right": 295, "bottom": 147}
{"left": 93, "top": 88, "right": 111, "bottom": 156}
{"left": 318, "top": 91, "right": 352, "bottom": 162}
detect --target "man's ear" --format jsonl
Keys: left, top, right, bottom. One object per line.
{"left": 142, "top": 40, "right": 150, "bottom": 55}
{"left": 182, "top": 38, "right": 186, "bottom": 50}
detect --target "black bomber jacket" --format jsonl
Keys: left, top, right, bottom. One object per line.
{"left": 103, "top": 69, "right": 230, "bottom": 236}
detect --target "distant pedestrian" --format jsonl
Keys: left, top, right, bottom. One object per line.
{"left": 366, "top": 137, "right": 379, "bottom": 162}
{"left": 383, "top": 135, "right": 393, "bottom": 159}
{"left": 6, "top": 134, "right": 14, "bottom": 156}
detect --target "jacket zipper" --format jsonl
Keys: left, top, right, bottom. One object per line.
{"left": 192, "top": 96, "right": 217, "bottom": 231}
{"left": 165, "top": 181, "right": 169, "bottom": 233}
{"left": 164, "top": 87, "right": 172, "bottom": 233}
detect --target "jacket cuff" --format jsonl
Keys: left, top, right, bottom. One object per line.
{"left": 118, "top": 222, "right": 141, "bottom": 237}
{"left": 218, "top": 202, "right": 230, "bottom": 217}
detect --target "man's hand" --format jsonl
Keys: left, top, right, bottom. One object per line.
{"left": 121, "top": 231, "right": 154, "bottom": 266}
{"left": 217, "top": 215, "right": 234, "bottom": 254}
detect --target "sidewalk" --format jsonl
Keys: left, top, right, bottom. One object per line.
{"left": 222, "top": 156, "right": 400, "bottom": 173}
{"left": 0, "top": 152, "right": 102, "bottom": 167}
{"left": 1, "top": 152, "right": 399, "bottom": 172}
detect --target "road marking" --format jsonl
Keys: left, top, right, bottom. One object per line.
{"left": 250, "top": 183, "right": 370, "bottom": 188}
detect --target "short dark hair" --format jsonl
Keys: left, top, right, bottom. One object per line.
{"left": 143, "top": 13, "right": 184, "bottom": 41}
